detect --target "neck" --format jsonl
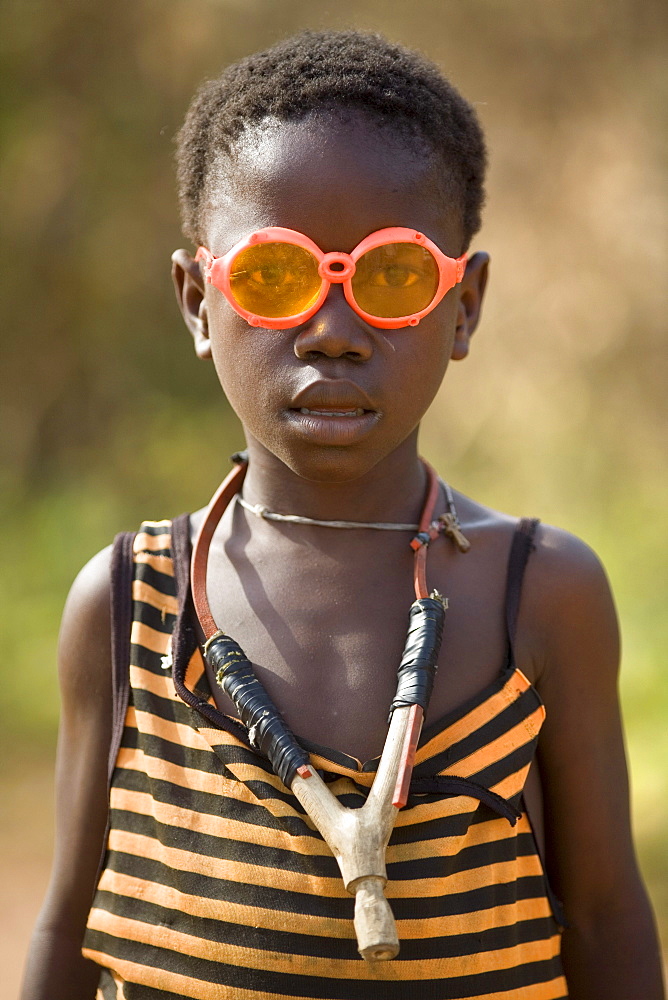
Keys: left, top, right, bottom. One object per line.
{"left": 240, "top": 433, "right": 430, "bottom": 525}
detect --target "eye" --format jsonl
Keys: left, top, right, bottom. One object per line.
{"left": 247, "top": 266, "right": 299, "bottom": 287}
{"left": 370, "top": 265, "right": 420, "bottom": 288}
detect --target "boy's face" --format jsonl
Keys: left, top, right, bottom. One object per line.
{"left": 174, "top": 111, "right": 488, "bottom": 483}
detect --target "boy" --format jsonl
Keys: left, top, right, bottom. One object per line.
{"left": 21, "top": 30, "right": 664, "bottom": 1000}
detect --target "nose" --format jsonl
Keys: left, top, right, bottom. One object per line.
{"left": 293, "top": 285, "right": 374, "bottom": 362}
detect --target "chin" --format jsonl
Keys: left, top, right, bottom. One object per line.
{"left": 276, "top": 443, "right": 388, "bottom": 485}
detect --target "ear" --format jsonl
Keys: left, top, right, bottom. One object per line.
{"left": 171, "top": 249, "right": 211, "bottom": 360}
{"left": 451, "top": 251, "right": 489, "bottom": 361}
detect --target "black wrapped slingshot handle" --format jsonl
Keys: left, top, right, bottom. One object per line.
{"left": 204, "top": 631, "right": 311, "bottom": 788}
{"left": 389, "top": 596, "right": 445, "bottom": 718}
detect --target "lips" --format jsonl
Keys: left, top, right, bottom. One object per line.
{"left": 291, "top": 379, "right": 376, "bottom": 414}
{"left": 288, "top": 380, "right": 379, "bottom": 445}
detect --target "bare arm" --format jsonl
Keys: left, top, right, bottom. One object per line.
{"left": 20, "top": 546, "right": 114, "bottom": 1000}
{"left": 520, "top": 527, "right": 664, "bottom": 999}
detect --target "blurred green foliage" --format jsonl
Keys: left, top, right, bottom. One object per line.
{"left": 1, "top": 0, "right": 666, "bottom": 957}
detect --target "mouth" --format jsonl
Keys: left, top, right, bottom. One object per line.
{"left": 287, "top": 404, "right": 379, "bottom": 445}
{"left": 291, "top": 378, "right": 376, "bottom": 412}
{"left": 297, "top": 407, "right": 367, "bottom": 418}
{"left": 287, "top": 380, "right": 380, "bottom": 445}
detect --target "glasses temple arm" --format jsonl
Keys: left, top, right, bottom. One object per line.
{"left": 455, "top": 255, "right": 467, "bottom": 283}
{"left": 195, "top": 246, "right": 215, "bottom": 282}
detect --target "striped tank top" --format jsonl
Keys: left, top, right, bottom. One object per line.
{"left": 83, "top": 514, "right": 568, "bottom": 999}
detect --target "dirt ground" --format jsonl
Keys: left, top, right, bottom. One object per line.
{"left": 3, "top": 757, "right": 55, "bottom": 1000}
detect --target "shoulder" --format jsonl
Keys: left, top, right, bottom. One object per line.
{"left": 530, "top": 521, "right": 610, "bottom": 592}
{"left": 455, "top": 488, "right": 605, "bottom": 573}
{"left": 60, "top": 544, "right": 114, "bottom": 651}
{"left": 58, "top": 544, "right": 115, "bottom": 701}
{"left": 518, "top": 522, "right": 620, "bottom": 693}
{"left": 453, "top": 489, "right": 619, "bottom": 680}
{"left": 526, "top": 523, "right": 618, "bottom": 640}
{"left": 456, "top": 486, "right": 613, "bottom": 614}
{"left": 472, "top": 511, "right": 623, "bottom": 755}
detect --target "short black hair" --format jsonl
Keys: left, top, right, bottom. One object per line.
{"left": 176, "top": 30, "right": 486, "bottom": 249}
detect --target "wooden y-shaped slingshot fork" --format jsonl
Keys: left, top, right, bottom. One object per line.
{"left": 191, "top": 459, "right": 448, "bottom": 961}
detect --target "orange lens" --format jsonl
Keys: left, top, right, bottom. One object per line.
{"left": 229, "top": 243, "right": 322, "bottom": 319}
{"left": 351, "top": 243, "right": 439, "bottom": 318}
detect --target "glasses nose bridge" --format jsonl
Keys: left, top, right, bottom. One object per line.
{"left": 318, "top": 251, "right": 356, "bottom": 284}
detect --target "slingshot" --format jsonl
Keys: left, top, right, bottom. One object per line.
{"left": 191, "top": 459, "right": 449, "bottom": 961}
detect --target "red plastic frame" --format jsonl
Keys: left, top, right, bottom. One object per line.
{"left": 196, "top": 227, "right": 467, "bottom": 330}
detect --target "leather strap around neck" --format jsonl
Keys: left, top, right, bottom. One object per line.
{"left": 191, "top": 459, "right": 441, "bottom": 641}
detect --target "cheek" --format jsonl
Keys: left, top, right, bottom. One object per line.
{"left": 211, "top": 340, "right": 274, "bottom": 412}
{"left": 208, "top": 312, "right": 288, "bottom": 428}
{"left": 392, "top": 318, "right": 454, "bottom": 411}
{"left": 399, "top": 347, "right": 450, "bottom": 424}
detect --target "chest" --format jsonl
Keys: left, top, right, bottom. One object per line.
{"left": 200, "top": 524, "right": 515, "bottom": 763}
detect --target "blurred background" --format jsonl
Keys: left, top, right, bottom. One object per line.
{"left": 2, "top": 0, "right": 666, "bottom": 992}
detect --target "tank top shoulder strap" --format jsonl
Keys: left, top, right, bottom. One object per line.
{"left": 504, "top": 517, "right": 540, "bottom": 655}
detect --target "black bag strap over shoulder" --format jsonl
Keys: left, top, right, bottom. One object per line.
{"left": 108, "top": 517, "right": 192, "bottom": 774}
{"left": 95, "top": 529, "right": 136, "bottom": 885}
{"left": 108, "top": 530, "right": 137, "bottom": 781}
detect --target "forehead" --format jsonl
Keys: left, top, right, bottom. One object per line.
{"left": 204, "top": 112, "right": 462, "bottom": 254}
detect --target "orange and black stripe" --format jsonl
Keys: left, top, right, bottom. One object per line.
{"left": 84, "top": 517, "right": 567, "bottom": 999}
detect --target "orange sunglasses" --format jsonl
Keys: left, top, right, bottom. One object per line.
{"left": 196, "top": 227, "right": 467, "bottom": 330}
